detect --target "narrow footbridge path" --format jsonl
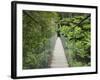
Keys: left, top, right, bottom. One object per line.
{"left": 50, "top": 37, "right": 68, "bottom": 68}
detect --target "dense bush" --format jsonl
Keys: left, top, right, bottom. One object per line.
{"left": 23, "top": 10, "right": 59, "bottom": 69}
{"left": 60, "top": 15, "right": 91, "bottom": 67}
{"left": 23, "top": 11, "right": 91, "bottom": 68}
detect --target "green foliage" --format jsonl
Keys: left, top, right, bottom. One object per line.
{"left": 23, "top": 11, "right": 59, "bottom": 69}
{"left": 60, "top": 15, "right": 91, "bottom": 67}
{"left": 23, "top": 11, "right": 91, "bottom": 68}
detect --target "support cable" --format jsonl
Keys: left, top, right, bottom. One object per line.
{"left": 23, "top": 11, "right": 42, "bottom": 27}
{"left": 74, "top": 15, "right": 90, "bottom": 27}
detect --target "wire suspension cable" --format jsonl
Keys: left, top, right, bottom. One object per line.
{"left": 23, "top": 11, "right": 42, "bottom": 27}
{"left": 74, "top": 15, "right": 90, "bottom": 27}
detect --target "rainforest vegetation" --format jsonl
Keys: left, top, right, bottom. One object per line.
{"left": 23, "top": 10, "right": 91, "bottom": 69}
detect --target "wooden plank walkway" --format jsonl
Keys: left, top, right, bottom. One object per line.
{"left": 50, "top": 37, "right": 68, "bottom": 68}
